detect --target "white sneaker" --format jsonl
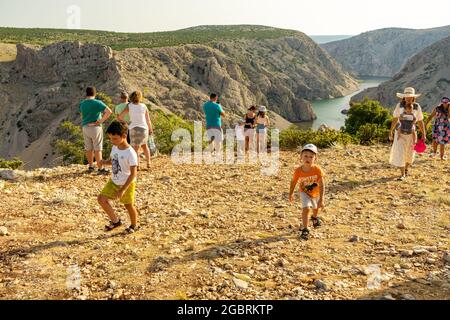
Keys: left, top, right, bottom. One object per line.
{"left": 430, "top": 153, "right": 436, "bottom": 158}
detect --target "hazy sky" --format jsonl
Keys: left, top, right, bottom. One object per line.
{"left": 0, "top": 0, "right": 448, "bottom": 35}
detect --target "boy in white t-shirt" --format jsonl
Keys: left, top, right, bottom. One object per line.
{"left": 97, "top": 121, "right": 139, "bottom": 233}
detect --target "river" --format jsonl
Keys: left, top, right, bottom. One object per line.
{"left": 296, "top": 77, "right": 390, "bottom": 130}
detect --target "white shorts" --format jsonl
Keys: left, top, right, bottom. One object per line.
{"left": 300, "top": 192, "right": 320, "bottom": 209}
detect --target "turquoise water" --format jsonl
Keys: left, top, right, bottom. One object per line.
{"left": 296, "top": 77, "right": 390, "bottom": 130}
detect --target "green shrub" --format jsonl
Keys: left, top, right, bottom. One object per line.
{"left": 52, "top": 121, "right": 85, "bottom": 165}
{"left": 280, "top": 127, "right": 356, "bottom": 150}
{"left": 356, "top": 123, "right": 390, "bottom": 145}
{"left": 345, "top": 99, "right": 392, "bottom": 135}
{"left": 151, "top": 110, "right": 196, "bottom": 154}
{"left": 0, "top": 157, "right": 23, "bottom": 170}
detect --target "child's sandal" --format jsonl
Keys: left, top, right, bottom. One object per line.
{"left": 125, "top": 225, "right": 140, "bottom": 234}
{"left": 104, "top": 220, "right": 122, "bottom": 232}
{"left": 300, "top": 228, "right": 310, "bottom": 241}
{"left": 311, "top": 217, "right": 322, "bottom": 228}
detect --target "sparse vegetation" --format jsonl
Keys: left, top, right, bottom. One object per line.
{"left": 0, "top": 157, "right": 23, "bottom": 170}
{"left": 0, "top": 26, "right": 299, "bottom": 50}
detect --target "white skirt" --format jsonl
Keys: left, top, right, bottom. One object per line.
{"left": 389, "top": 132, "right": 416, "bottom": 167}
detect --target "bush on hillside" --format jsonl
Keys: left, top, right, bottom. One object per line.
{"left": 52, "top": 121, "right": 85, "bottom": 165}
{"left": 344, "top": 99, "right": 392, "bottom": 136}
{"left": 356, "top": 123, "right": 390, "bottom": 145}
{"left": 0, "top": 157, "right": 23, "bottom": 170}
{"left": 280, "top": 127, "right": 356, "bottom": 150}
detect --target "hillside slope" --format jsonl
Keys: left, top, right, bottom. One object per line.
{"left": 352, "top": 36, "right": 450, "bottom": 111}
{"left": 322, "top": 26, "right": 450, "bottom": 77}
{"left": 0, "top": 146, "right": 449, "bottom": 300}
{"left": 0, "top": 27, "right": 358, "bottom": 169}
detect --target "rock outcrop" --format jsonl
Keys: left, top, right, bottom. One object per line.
{"left": 351, "top": 36, "right": 450, "bottom": 112}
{"left": 0, "top": 34, "right": 357, "bottom": 168}
{"left": 322, "top": 26, "right": 450, "bottom": 77}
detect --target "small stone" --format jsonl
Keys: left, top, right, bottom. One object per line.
{"left": 0, "top": 226, "right": 8, "bottom": 236}
{"left": 426, "top": 258, "right": 436, "bottom": 264}
{"left": 179, "top": 209, "right": 192, "bottom": 216}
{"left": 277, "top": 259, "right": 288, "bottom": 267}
{"left": 413, "top": 248, "right": 428, "bottom": 255}
{"left": 400, "top": 294, "right": 416, "bottom": 300}
{"left": 381, "top": 294, "right": 396, "bottom": 300}
{"left": 292, "top": 287, "right": 304, "bottom": 295}
{"left": 224, "top": 264, "right": 233, "bottom": 271}
{"left": 232, "top": 278, "right": 248, "bottom": 290}
{"left": 349, "top": 235, "right": 359, "bottom": 243}
{"left": 443, "top": 252, "right": 450, "bottom": 264}
{"left": 401, "top": 250, "right": 414, "bottom": 257}
{"left": 397, "top": 223, "right": 406, "bottom": 230}
{"left": 314, "top": 279, "right": 328, "bottom": 291}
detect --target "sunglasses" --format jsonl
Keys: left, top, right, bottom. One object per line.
{"left": 442, "top": 99, "right": 449, "bottom": 104}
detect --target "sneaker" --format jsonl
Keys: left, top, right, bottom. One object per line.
{"left": 125, "top": 225, "right": 140, "bottom": 234}
{"left": 98, "top": 168, "right": 110, "bottom": 175}
{"left": 300, "top": 228, "right": 310, "bottom": 241}
{"left": 311, "top": 216, "right": 322, "bottom": 228}
{"left": 87, "top": 166, "right": 95, "bottom": 173}
{"left": 430, "top": 153, "right": 436, "bottom": 158}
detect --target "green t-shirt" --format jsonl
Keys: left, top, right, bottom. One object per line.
{"left": 115, "top": 103, "right": 131, "bottom": 123}
{"left": 203, "top": 101, "right": 224, "bottom": 128}
{"left": 79, "top": 99, "right": 107, "bottom": 126}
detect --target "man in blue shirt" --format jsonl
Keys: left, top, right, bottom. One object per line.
{"left": 203, "top": 93, "right": 225, "bottom": 157}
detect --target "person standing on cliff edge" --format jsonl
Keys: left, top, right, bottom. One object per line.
{"left": 80, "top": 86, "right": 113, "bottom": 174}
{"left": 203, "top": 93, "right": 225, "bottom": 160}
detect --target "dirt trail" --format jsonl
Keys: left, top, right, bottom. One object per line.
{"left": 0, "top": 145, "right": 449, "bottom": 300}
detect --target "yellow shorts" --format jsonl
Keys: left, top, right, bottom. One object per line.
{"left": 100, "top": 179, "right": 136, "bottom": 205}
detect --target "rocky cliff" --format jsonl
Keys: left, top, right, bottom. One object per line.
{"left": 351, "top": 36, "right": 450, "bottom": 112}
{"left": 322, "top": 26, "right": 450, "bottom": 77}
{"left": 0, "top": 31, "right": 358, "bottom": 168}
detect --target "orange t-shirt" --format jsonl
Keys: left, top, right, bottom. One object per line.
{"left": 292, "top": 165, "right": 324, "bottom": 198}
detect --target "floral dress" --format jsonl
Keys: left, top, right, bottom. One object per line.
{"left": 432, "top": 105, "right": 450, "bottom": 145}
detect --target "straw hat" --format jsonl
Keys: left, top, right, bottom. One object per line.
{"left": 396, "top": 87, "right": 422, "bottom": 99}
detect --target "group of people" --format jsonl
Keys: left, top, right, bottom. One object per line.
{"left": 203, "top": 94, "right": 272, "bottom": 159}
{"left": 79, "top": 86, "right": 448, "bottom": 239}
{"left": 389, "top": 87, "right": 449, "bottom": 181}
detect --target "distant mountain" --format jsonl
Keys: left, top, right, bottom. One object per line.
{"left": 322, "top": 25, "right": 450, "bottom": 77}
{"left": 309, "top": 35, "right": 353, "bottom": 44}
{"left": 352, "top": 36, "right": 450, "bottom": 112}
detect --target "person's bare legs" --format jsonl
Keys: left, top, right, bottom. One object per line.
{"left": 440, "top": 144, "right": 445, "bottom": 160}
{"left": 98, "top": 195, "right": 119, "bottom": 223}
{"left": 86, "top": 151, "right": 94, "bottom": 167}
{"left": 94, "top": 150, "right": 103, "bottom": 169}
{"left": 256, "top": 134, "right": 260, "bottom": 154}
{"left": 125, "top": 204, "right": 138, "bottom": 227}
{"left": 302, "top": 208, "right": 310, "bottom": 230}
{"left": 312, "top": 208, "right": 319, "bottom": 219}
{"left": 142, "top": 144, "right": 151, "bottom": 168}
{"left": 433, "top": 142, "right": 438, "bottom": 155}
{"left": 133, "top": 146, "right": 140, "bottom": 169}
{"left": 245, "top": 136, "right": 250, "bottom": 153}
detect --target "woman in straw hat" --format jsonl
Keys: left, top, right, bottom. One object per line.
{"left": 389, "top": 87, "right": 426, "bottom": 181}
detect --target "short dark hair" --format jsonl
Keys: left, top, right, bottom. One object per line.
{"left": 249, "top": 106, "right": 257, "bottom": 111}
{"left": 106, "top": 121, "right": 128, "bottom": 136}
{"left": 210, "top": 93, "right": 217, "bottom": 100}
{"left": 86, "top": 87, "right": 96, "bottom": 97}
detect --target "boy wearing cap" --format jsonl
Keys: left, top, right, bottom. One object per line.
{"left": 289, "top": 144, "right": 325, "bottom": 240}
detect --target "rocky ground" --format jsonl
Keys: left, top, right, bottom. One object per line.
{"left": 0, "top": 145, "right": 449, "bottom": 300}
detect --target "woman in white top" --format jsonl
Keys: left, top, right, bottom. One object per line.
{"left": 118, "top": 90, "right": 153, "bottom": 170}
{"left": 256, "top": 106, "right": 271, "bottom": 154}
{"left": 389, "top": 88, "right": 426, "bottom": 181}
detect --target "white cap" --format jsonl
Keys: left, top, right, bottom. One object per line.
{"left": 259, "top": 106, "right": 267, "bottom": 113}
{"left": 301, "top": 144, "right": 318, "bottom": 154}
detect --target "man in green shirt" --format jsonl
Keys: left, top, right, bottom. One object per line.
{"left": 79, "top": 87, "right": 112, "bottom": 173}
